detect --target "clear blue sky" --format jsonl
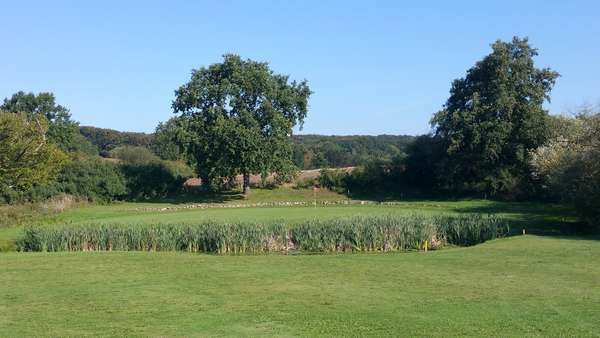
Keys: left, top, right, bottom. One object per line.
{"left": 1, "top": 1, "right": 599, "bottom": 135}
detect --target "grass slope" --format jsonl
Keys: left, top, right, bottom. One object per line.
{"left": 1, "top": 235, "right": 599, "bottom": 337}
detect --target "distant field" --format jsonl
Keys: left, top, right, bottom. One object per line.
{"left": 1, "top": 236, "right": 599, "bottom": 337}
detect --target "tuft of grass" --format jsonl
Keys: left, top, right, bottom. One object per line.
{"left": 16, "top": 214, "right": 509, "bottom": 254}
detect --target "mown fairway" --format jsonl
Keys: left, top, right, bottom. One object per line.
{"left": 1, "top": 236, "right": 599, "bottom": 337}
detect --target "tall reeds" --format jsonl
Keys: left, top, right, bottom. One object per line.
{"left": 17, "top": 214, "right": 509, "bottom": 254}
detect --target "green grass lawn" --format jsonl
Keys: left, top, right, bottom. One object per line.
{"left": 1, "top": 235, "right": 599, "bottom": 337}
{"left": 0, "top": 188, "right": 596, "bottom": 336}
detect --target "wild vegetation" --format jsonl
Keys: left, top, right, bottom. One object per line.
{"left": 16, "top": 214, "right": 509, "bottom": 253}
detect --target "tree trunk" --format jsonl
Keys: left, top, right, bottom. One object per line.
{"left": 242, "top": 173, "right": 250, "bottom": 195}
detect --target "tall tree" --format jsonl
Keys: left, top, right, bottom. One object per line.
{"left": 1, "top": 91, "right": 80, "bottom": 152}
{"left": 173, "top": 54, "right": 311, "bottom": 194}
{"left": 431, "top": 37, "right": 559, "bottom": 196}
{"left": 0, "top": 112, "right": 66, "bottom": 200}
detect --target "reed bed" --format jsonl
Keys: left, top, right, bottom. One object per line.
{"left": 17, "top": 214, "right": 509, "bottom": 254}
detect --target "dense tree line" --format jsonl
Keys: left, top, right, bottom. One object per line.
{"left": 292, "top": 134, "right": 415, "bottom": 169}
{"left": 0, "top": 93, "right": 193, "bottom": 203}
{"left": 79, "top": 126, "right": 152, "bottom": 156}
{"left": 79, "top": 125, "right": 416, "bottom": 170}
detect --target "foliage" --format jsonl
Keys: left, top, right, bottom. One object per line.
{"left": 401, "top": 135, "right": 445, "bottom": 191}
{"left": 16, "top": 214, "right": 508, "bottom": 253}
{"left": 150, "top": 117, "right": 187, "bottom": 161}
{"left": 79, "top": 126, "right": 417, "bottom": 171}
{"left": 431, "top": 37, "right": 559, "bottom": 197}
{"left": 292, "top": 134, "right": 415, "bottom": 169}
{"left": 0, "top": 112, "right": 67, "bottom": 203}
{"left": 121, "top": 160, "right": 193, "bottom": 199}
{"left": 316, "top": 159, "right": 408, "bottom": 196}
{"left": 316, "top": 168, "right": 347, "bottom": 191}
{"left": 0, "top": 91, "right": 84, "bottom": 152}
{"left": 55, "top": 158, "right": 127, "bottom": 202}
{"left": 172, "top": 54, "right": 311, "bottom": 193}
{"left": 531, "top": 111, "right": 600, "bottom": 229}
{"left": 346, "top": 160, "right": 400, "bottom": 194}
{"left": 109, "top": 145, "right": 160, "bottom": 164}
{"left": 79, "top": 125, "right": 153, "bottom": 155}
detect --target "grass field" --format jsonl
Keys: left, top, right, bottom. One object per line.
{"left": 1, "top": 188, "right": 596, "bottom": 336}
{"left": 1, "top": 236, "right": 599, "bottom": 337}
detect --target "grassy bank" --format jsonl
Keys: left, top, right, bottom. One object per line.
{"left": 1, "top": 235, "right": 598, "bottom": 337}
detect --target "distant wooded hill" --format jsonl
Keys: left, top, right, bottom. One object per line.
{"left": 79, "top": 126, "right": 153, "bottom": 156}
{"left": 79, "top": 126, "right": 416, "bottom": 169}
{"left": 291, "top": 134, "right": 415, "bottom": 169}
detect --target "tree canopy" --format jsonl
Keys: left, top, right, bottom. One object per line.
{"left": 79, "top": 126, "right": 152, "bottom": 155}
{"left": 0, "top": 112, "right": 66, "bottom": 201}
{"left": 431, "top": 37, "right": 559, "bottom": 196}
{"left": 172, "top": 54, "right": 311, "bottom": 193}
{"left": 1, "top": 91, "right": 81, "bottom": 152}
{"left": 150, "top": 117, "right": 187, "bottom": 161}
{"left": 531, "top": 109, "right": 600, "bottom": 230}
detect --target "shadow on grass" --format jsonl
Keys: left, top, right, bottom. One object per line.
{"left": 130, "top": 190, "right": 245, "bottom": 205}
{"left": 349, "top": 191, "right": 595, "bottom": 238}
{"left": 452, "top": 201, "right": 593, "bottom": 237}
{"left": 347, "top": 190, "right": 476, "bottom": 203}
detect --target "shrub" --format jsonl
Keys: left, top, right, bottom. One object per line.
{"left": 317, "top": 169, "right": 347, "bottom": 191}
{"left": 294, "top": 176, "right": 316, "bottom": 189}
{"left": 531, "top": 111, "right": 600, "bottom": 231}
{"left": 110, "top": 145, "right": 159, "bottom": 165}
{"left": 121, "top": 161, "right": 193, "bottom": 199}
{"left": 55, "top": 158, "right": 127, "bottom": 202}
{"left": 344, "top": 161, "right": 389, "bottom": 193}
{"left": 17, "top": 214, "right": 509, "bottom": 253}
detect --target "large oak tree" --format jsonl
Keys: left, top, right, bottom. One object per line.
{"left": 173, "top": 54, "right": 311, "bottom": 193}
{"left": 431, "top": 37, "right": 559, "bottom": 196}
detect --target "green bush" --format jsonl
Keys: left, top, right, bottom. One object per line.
{"left": 317, "top": 169, "right": 347, "bottom": 191}
{"left": 110, "top": 145, "right": 159, "bottom": 164}
{"left": 121, "top": 161, "right": 193, "bottom": 199}
{"left": 531, "top": 112, "right": 600, "bottom": 231}
{"left": 55, "top": 158, "right": 127, "bottom": 202}
{"left": 294, "top": 176, "right": 316, "bottom": 189}
{"left": 17, "top": 214, "right": 509, "bottom": 253}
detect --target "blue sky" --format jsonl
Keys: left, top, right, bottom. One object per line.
{"left": 1, "top": 1, "right": 599, "bottom": 135}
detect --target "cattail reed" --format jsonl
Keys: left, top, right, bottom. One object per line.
{"left": 17, "top": 214, "right": 509, "bottom": 254}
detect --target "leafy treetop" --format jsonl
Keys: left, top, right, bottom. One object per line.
{"left": 172, "top": 54, "right": 311, "bottom": 193}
